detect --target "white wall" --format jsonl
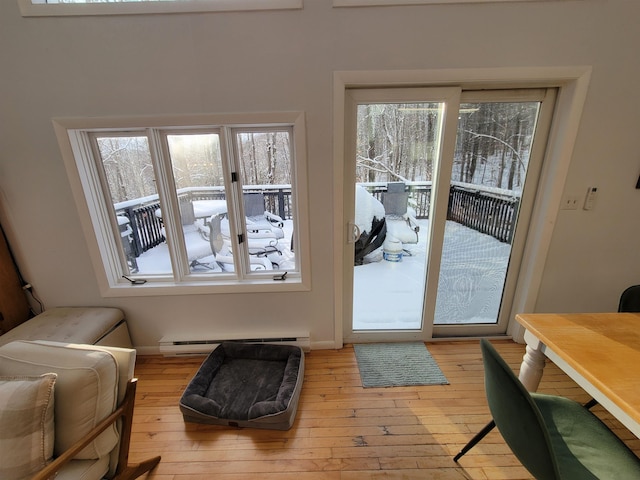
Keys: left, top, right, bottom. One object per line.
{"left": 1, "top": 1, "right": 639, "bottom": 351}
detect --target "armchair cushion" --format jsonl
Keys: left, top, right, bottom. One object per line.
{"left": 0, "top": 373, "right": 57, "bottom": 480}
{"left": 0, "top": 341, "right": 120, "bottom": 461}
{"left": 0, "top": 307, "right": 127, "bottom": 347}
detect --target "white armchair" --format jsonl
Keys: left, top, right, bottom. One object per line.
{"left": 0, "top": 340, "right": 160, "bottom": 480}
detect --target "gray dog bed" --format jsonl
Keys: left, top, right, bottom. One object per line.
{"left": 179, "top": 342, "right": 304, "bottom": 430}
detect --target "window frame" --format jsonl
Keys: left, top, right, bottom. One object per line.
{"left": 333, "top": 0, "right": 568, "bottom": 6}
{"left": 54, "top": 112, "right": 310, "bottom": 297}
{"left": 19, "top": 0, "right": 302, "bottom": 17}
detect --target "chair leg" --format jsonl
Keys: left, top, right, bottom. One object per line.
{"left": 453, "top": 398, "right": 597, "bottom": 462}
{"left": 584, "top": 398, "right": 598, "bottom": 410}
{"left": 453, "top": 396, "right": 598, "bottom": 463}
{"left": 453, "top": 420, "right": 496, "bottom": 462}
{"left": 113, "top": 456, "right": 162, "bottom": 480}
{"left": 114, "top": 379, "right": 162, "bottom": 479}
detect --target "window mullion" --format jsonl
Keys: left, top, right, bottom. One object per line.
{"left": 148, "top": 128, "right": 190, "bottom": 280}
{"left": 220, "top": 126, "right": 250, "bottom": 278}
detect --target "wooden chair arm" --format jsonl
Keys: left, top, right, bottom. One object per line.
{"left": 32, "top": 378, "right": 160, "bottom": 480}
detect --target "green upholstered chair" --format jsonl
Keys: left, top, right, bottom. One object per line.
{"left": 480, "top": 338, "right": 640, "bottom": 479}
{"left": 455, "top": 284, "right": 640, "bottom": 463}
{"left": 619, "top": 285, "right": 640, "bottom": 313}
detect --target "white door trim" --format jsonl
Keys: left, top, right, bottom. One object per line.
{"left": 333, "top": 66, "right": 592, "bottom": 347}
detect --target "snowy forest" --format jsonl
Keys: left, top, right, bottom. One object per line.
{"left": 97, "top": 130, "right": 292, "bottom": 205}
{"left": 356, "top": 101, "right": 540, "bottom": 193}
{"left": 96, "top": 100, "right": 539, "bottom": 207}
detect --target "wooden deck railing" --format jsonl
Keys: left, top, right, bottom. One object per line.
{"left": 447, "top": 185, "right": 519, "bottom": 243}
{"left": 362, "top": 181, "right": 520, "bottom": 244}
{"left": 117, "top": 182, "right": 519, "bottom": 261}
{"left": 115, "top": 186, "right": 292, "bottom": 257}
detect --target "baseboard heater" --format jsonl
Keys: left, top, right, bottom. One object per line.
{"left": 159, "top": 335, "right": 310, "bottom": 356}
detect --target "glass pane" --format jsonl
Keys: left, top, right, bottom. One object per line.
{"left": 434, "top": 101, "right": 541, "bottom": 325}
{"left": 165, "top": 133, "right": 229, "bottom": 274}
{"left": 236, "top": 130, "right": 296, "bottom": 272}
{"left": 352, "top": 103, "right": 442, "bottom": 331}
{"left": 95, "top": 135, "right": 172, "bottom": 276}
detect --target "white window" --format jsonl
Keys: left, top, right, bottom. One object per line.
{"left": 54, "top": 112, "right": 309, "bottom": 296}
{"left": 334, "top": 0, "right": 564, "bottom": 6}
{"left": 19, "top": 0, "right": 302, "bottom": 17}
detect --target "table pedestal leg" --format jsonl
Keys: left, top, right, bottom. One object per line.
{"left": 518, "top": 342, "right": 546, "bottom": 392}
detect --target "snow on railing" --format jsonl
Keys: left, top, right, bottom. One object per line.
{"left": 114, "top": 185, "right": 293, "bottom": 257}
{"left": 360, "top": 181, "right": 519, "bottom": 243}
{"left": 118, "top": 181, "right": 518, "bottom": 260}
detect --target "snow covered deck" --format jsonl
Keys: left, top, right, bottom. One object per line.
{"left": 134, "top": 217, "right": 510, "bottom": 329}
{"left": 353, "top": 219, "right": 510, "bottom": 329}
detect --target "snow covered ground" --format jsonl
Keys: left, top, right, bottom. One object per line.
{"left": 352, "top": 184, "right": 511, "bottom": 330}
{"left": 353, "top": 219, "right": 511, "bottom": 330}
{"left": 134, "top": 215, "right": 511, "bottom": 330}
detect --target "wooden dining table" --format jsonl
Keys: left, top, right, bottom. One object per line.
{"left": 516, "top": 312, "right": 640, "bottom": 438}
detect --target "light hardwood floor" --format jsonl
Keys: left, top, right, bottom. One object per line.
{"left": 130, "top": 340, "right": 640, "bottom": 479}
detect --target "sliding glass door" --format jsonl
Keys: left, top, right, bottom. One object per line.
{"left": 344, "top": 87, "right": 556, "bottom": 342}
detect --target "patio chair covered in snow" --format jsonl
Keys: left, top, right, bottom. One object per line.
{"left": 159, "top": 222, "right": 222, "bottom": 272}
{"left": 382, "top": 182, "right": 419, "bottom": 246}
{"left": 208, "top": 214, "right": 275, "bottom": 271}
{"left": 243, "top": 193, "right": 285, "bottom": 240}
